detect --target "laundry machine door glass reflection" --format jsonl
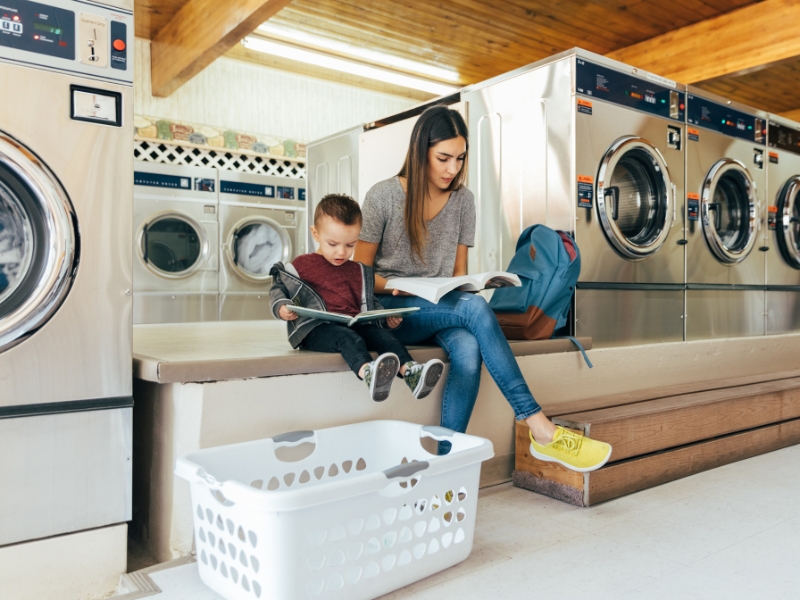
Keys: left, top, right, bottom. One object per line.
{"left": 775, "top": 175, "right": 800, "bottom": 269}
{"left": 597, "top": 137, "right": 673, "bottom": 261}
{"left": 229, "top": 217, "right": 290, "bottom": 280}
{"left": 700, "top": 159, "right": 758, "bottom": 264}
{"left": 140, "top": 211, "right": 209, "bottom": 278}
{"left": 0, "top": 135, "right": 77, "bottom": 352}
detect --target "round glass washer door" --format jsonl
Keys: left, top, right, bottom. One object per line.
{"left": 774, "top": 175, "right": 800, "bottom": 269}
{"left": 138, "top": 211, "right": 210, "bottom": 279}
{"left": 0, "top": 131, "right": 78, "bottom": 353}
{"left": 700, "top": 159, "right": 758, "bottom": 264}
{"left": 226, "top": 216, "right": 290, "bottom": 281}
{"left": 596, "top": 136, "right": 674, "bottom": 261}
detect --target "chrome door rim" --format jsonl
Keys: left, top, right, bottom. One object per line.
{"left": 776, "top": 175, "right": 800, "bottom": 269}
{"left": 225, "top": 216, "right": 290, "bottom": 282}
{"left": 596, "top": 136, "right": 673, "bottom": 260}
{"left": 137, "top": 210, "right": 210, "bottom": 279}
{"left": 0, "top": 131, "right": 78, "bottom": 353}
{"left": 700, "top": 159, "right": 758, "bottom": 264}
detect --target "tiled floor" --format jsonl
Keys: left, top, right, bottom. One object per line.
{"left": 144, "top": 443, "right": 800, "bottom": 600}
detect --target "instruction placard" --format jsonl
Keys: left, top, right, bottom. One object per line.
{"left": 577, "top": 99, "right": 593, "bottom": 115}
{"left": 687, "top": 192, "right": 699, "bottom": 221}
{"left": 769, "top": 152, "right": 779, "bottom": 164}
{"left": 688, "top": 128, "right": 700, "bottom": 142}
{"left": 769, "top": 205, "right": 778, "bottom": 230}
{"left": 578, "top": 175, "right": 594, "bottom": 208}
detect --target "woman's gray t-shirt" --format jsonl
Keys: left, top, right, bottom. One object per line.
{"left": 359, "top": 176, "right": 476, "bottom": 279}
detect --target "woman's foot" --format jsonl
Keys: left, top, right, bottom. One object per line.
{"left": 529, "top": 427, "right": 612, "bottom": 473}
{"left": 362, "top": 353, "right": 400, "bottom": 402}
{"left": 403, "top": 359, "right": 445, "bottom": 399}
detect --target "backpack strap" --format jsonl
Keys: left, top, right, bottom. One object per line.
{"left": 552, "top": 336, "right": 593, "bottom": 368}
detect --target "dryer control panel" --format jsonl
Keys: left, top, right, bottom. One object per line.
{"left": 0, "top": 0, "right": 132, "bottom": 84}
{"left": 687, "top": 94, "right": 764, "bottom": 144}
{"left": 576, "top": 58, "right": 685, "bottom": 122}
{"left": 768, "top": 121, "right": 800, "bottom": 155}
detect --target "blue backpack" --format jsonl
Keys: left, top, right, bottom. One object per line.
{"left": 489, "top": 224, "right": 591, "bottom": 366}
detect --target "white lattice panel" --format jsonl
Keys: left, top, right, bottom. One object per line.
{"left": 134, "top": 140, "right": 306, "bottom": 179}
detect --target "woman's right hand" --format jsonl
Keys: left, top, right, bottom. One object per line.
{"left": 392, "top": 289, "right": 415, "bottom": 297}
{"left": 279, "top": 305, "right": 298, "bottom": 320}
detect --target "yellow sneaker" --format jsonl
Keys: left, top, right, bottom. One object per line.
{"left": 529, "top": 427, "right": 612, "bottom": 472}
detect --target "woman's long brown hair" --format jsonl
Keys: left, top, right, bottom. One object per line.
{"left": 397, "top": 105, "right": 469, "bottom": 263}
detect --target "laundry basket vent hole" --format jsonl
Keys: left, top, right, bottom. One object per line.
{"left": 228, "top": 543, "right": 236, "bottom": 557}
{"left": 309, "top": 529, "right": 327, "bottom": 548}
{"left": 365, "top": 513, "right": 381, "bottom": 531}
{"left": 429, "top": 517, "right": 441, "bottom": 533}
{"left": 248, "top": 530, "right": 258, "bottom": 548}
{"left": 346, "top": 566, "right": 362, "bottom": 584}
{"left": 456, "top": 508, "right": 466, "bottom": 522}
{"left": 410, "top": 478, "right": 419, "bottom": 488}
{"left": 382, "top": 507, "right": 397, "bottom": 525}
{"left": 230, "top": 566, "right": 239, "bottom": 583}
{"left": 399, "top": 504, "right": 413, "bottom": 521}
{"left": 267, "top": 477, "right": 280, "bottom": 491}
{"left": 208, "top": 532, "right": 216, "bottom": 547}
{"left": 413, "top": 543, "right": 426, "bottom": 559}
{"left": 226, "top": 519, "right": 234, "bottom": 535}
{"left": 444, "top": 490, "right": 454, "bottom": 504}
{"left": 251, "top": 556, "right": 260, "bottom": 573}
{"left": 329, "top": 463, "right": 339, "bottom": 477}
{"left": 220, "top": 562, "right": 229, "bottom": 578}
{"left": 307, "top": 578, "right": 324, "bottom": 597}
{"left": 364, "top": 561, "right": 380, "bottom": 579}
{"left": 327, "top": 573, "right": 344, "bottom": 591}
{"left": 329, "top": 524, "right": 346, "bottom": 542}
{"left": 213, "top": 490, "right": 233, "bottom": 506}
{"left": 382, "top": 554, "right": 397, "bottom": 571}
{"left": 454, "top": 528, "right": 465, "bottom": 544}
{"left": 414, "top": 499, "right": 427, "bottom": 514}
{"left": 205, "top": 508, "right": 214, "bottom": 523}
{"left": 299, "top": 470, "right": 311, "bottom": 484}
{"left": 428, "top": 538, "right": 440, "bottom": 555}
{"left": 201, "top": 550, "right": 208, "bottom": 565}
{"left": 252, "top": 580, "right": 262, "bottom": 597}
{"left": 250, "top": 479, "right": 264, "bottom": 490}
{"left": 342, "top": 460, "right": 353, "bottom": 473}
{"left": 241, "top": 574, "right": 250, "bottom": 592}
{"left": 383, "top": 530, "right": 397, "bottom": 548}
{"left": 366, "top": 537, "right": 380, "bottom": 555}
{"left": 442, "top": 531, "right": 454, "bottom": 548}
{"left": 347, "top": 542, "right": 363, "bottom": 561}
{"left": 314, "top": 466, "right": 325, "bottom": 479}
{"left": 238, "top": 526, "right": 246, "bottom": 542}
{"left": 398, "top": 549, "right": 412, "bottom": 566}
{"left": 239, "top": 550, "right": 248, "bottom": 567}
{"left": 284, "top": 472, "right": 296, "bottom": 487}
{"left": 443, "top": 511, "right": 453, "bottom": 525}
{"left": 329, "top": 549, "right": 345, "bottom": 567}
{"left": 414, "top": 521, "right": 426, "bottom": 538}
{"left": 196, "top": 505, "right": 204, "bottom": 520}
{"left": 458, "top": 487, "right": 468, "bottom": 502}
{"left": 431, "top": 495, "right": 441, "bottom": 510}
{"left": 210, "top": 555, "right": 218, "bottom": 570}
{"left": 216, "top": 515, "right": 224, "bottom": 531}
{"left": 218, "top": 539, "right": 226, "bottom": 555}
{"left": 399, "top": 526, "right": 412, "bottom": 543}
{"left": 347, "top": 517, "right": 364, "bottom": 536}
{"left": 356, "top": 458, "right": 367, "bottom": 471}
{"left": 198, "top": 527, "right": 207, "bottom": 543}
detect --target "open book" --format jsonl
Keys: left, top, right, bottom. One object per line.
{"left": 384, "top": 271, "right": 521, "bottom": 304}
{"left": 286, "top": 305, "right": 419, "bottom": 326}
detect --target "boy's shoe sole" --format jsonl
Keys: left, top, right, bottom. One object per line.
{"left": 528, "top": 442, "right": 612, "bottom": 473}
{"left": 370, "top": 353, "right": 400, "bottom": 402}
{"left": 413, "top": 359, "right": 444, "bottom": 399}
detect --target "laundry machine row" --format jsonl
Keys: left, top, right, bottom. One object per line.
{"left": 132, "top": 163, "right": 306, "bottom": 323}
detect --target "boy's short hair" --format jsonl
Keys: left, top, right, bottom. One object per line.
{"left": 314, "top": 194, "right": 362, "bottom": 228}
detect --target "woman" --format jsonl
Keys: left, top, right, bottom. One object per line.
{"left": 354, "top": 105, "right": 610, "bottom": 471}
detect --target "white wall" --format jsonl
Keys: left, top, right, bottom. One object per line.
{"left": 134, "top": 39, "right": 418, "bottom": 143}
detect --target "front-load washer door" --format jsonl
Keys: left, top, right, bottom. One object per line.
{"left": 775, "top": 175, "right": 800, "bottom": 269}
{"left": 0, "top": 132, "right": 77, "bottom": 353}
{"left": 227, "top": 217, "right": 291, "bottom": 282}
{"left": 138, "top": 210, "right": 210, "bottom": 279}
{"left": 597, "top": 136, "right": 674, "bottom": 261}
{"left": 700, "top": 159, "right": 758, "bottom": 264}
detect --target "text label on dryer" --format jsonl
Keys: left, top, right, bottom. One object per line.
{"left": 768, "top": 205, "right": 778, "bottom": 230}
{"left": 220, "top": 181, "right": 275, "bottom": 198}
{"left": 578, "top": 175, "right": 593, "bottom": 208}
{"left": 687, "top": 193, "right": 700, "bottom": 221}
{"left": 688, "top": 128, "right": 700, "bottom": 142}
{"left": 577, "top": 99, "right": 592, "bottom": 115}
{"left": 134, "top": 172, "right": 192, "bottom": 189}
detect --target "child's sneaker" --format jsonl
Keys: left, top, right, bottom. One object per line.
{"left": 403, "top": 359, "right": 444, "bottom": 399}
{"left": 363, "top": 353, "right": 400, "bottom": 402}
{"left": 529, "top": 426, "right": 612, "bottom": 473}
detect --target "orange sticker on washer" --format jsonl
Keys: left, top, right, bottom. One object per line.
{"left": 768, "top": 206, "right": 778, "bottom": 213}
{"left": 688, "top": 128, "right": 700, "bottom": 142}
{"left": 577, "top": 98, "right": 593, "bottom": 115}
{"left": 577, "top": 175, "right": 593, "bottom": 183}
{"left": 687, "top": 193, "right": 700, "bottom": 200}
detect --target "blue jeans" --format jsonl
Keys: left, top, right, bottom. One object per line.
{"left": 380, "top": 291, "right": 542, "bottom": 452}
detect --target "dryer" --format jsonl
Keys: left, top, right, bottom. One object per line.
{"left": 685, "top": 88, "right": 766, "bottom": 340}
{"left": 218, "top": 172, "right": 306, "bottom": 320}
{"left": 766, "top": 115, "right": 800, "bottom": 333}
{"left": 0, "top": 0, "right": 133, "bottom": 547}
{"left": 133, "top": 162, "right": 220, "bottom": 323}
{"left": 462, "top": 49, "right": 687, "bottom": 348}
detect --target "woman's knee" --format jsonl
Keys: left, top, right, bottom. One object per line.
{"left": 441, "top": 330, "right": 482, "bottom": 374}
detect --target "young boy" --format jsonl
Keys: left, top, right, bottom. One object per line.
{"left": 269, "top": 194, "right": 444, "bottom": 402}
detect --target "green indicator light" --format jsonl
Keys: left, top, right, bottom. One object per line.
{"left": 722, "top": 119, "right": 726, "bottom": 124}
{"left": 661, "top": 99, "right": 666, "bottom": 103}
{"left": 748, "top": 125, "right": 753, "bottom": 130}
{"left": 625, "top": 91, "right": 629, "bottom": 95}
{"left": 55, "top": 29, "right": 61, "bottom": 34}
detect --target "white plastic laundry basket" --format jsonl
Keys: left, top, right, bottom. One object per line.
{"left": 175, "top": 420, "right": 494, "bottom": 600}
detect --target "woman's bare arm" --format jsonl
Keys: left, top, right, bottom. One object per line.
{"left": 453, "top": 244, "right": 469, "bottom": 277}
{"left": 354, "top": 240, "right": 391, "bottom": 294}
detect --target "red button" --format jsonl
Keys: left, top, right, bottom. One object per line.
{"left": 113, "top": 39, "right": 125, "bottom": 51}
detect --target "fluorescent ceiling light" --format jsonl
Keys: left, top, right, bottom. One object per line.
{"left": 257, "top": 23, "right": 460, "bottom": 84}
{"left": 241, "top": 36, "right": 458, "bottom": 96}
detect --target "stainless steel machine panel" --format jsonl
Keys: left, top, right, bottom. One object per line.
{"left": 0, "top": 407, "right": 132, "bottom": 546}
{"left": 576, "top": 289, "right": 684, "bottom": 348}
{"left": 686, "top": 290, "right": 765, "bottom": 340}
{"left": 0, "top": 58, "right": 132, "bottom": 407}
{"left": 133, "top": 292, "right": 219, "bottom": 324}
{"left": 219, "top": 293, "right": 273, "bottom": 321}
{"left": 766, "top": 115, "right": 800, "bottom": 287}
{"left": 767, "top": 291, "right": 800, "bottom": 334}
{"left": 686, "top": 90, "right": 767, "bottom": 286}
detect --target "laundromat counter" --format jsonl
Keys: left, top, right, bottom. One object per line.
{"left": 132, "top": 321, "right": 591, "bottom": 384}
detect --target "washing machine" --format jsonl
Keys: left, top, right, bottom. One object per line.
{"left": 685, "top": 88, "right": 766, "bottom": 340}
{"left": 218, "top": 172, "right": 306, "bottom": 320}
{"left": 766, "top": 114, "right": 800, "bottom": 334}
{"left": 461, "top": 48, "right": 687, "bottom": 348}
{"left": 0, "top": 0, "right": 133, "bottom": 547}
{"left": 133, "top": 162, "right": 220, "bottom": 323}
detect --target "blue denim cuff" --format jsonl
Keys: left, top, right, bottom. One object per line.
{"left": 515, "top": 406, "right": 542, "bottom": 421}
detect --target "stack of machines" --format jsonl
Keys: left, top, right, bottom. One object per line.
{"left": 308, "top": 47, "right": 800, "bottom": 348}
{"left": 132, "top": 163, "right": 306, "bottom": 323}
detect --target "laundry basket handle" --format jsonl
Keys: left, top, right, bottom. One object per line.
{"left": 272, "top": 430, "right": 315, "bottom": 446}
{"left": 421, "top": 425, "right": 455, "bottom": 441}
{"left": 383, "top": 461, "right": 429, "bottom": 479}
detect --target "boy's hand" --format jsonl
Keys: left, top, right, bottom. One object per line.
{"left": 386, "top": 317, "right": 403, "bottom": 329}
{"left": 279, "top": 305, "right": 298, "bottom": 321}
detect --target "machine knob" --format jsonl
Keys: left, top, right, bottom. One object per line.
{"left": 755, "top": 153, "right": 764, "bottom": 165}
{"left": 669, "top": 131, "right": 680, "bottom": 144}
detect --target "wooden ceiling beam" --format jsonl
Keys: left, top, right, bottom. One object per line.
{"left": 606, "top": 0, "right": 800, "bottom": 84}
{"left": 781, "top": 109, "right": 800, "bottom": 122}
{"left": 150, "top": 0, "right": 294, "bottom": 97}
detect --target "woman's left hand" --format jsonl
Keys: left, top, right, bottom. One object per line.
{"left": 386, "top": 317, "right": 403, "bottom": 329}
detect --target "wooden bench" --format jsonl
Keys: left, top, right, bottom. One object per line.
{"left": 513, "top": 369, "right": 800, "bottom": 506}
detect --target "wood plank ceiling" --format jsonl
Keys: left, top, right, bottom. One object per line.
{"left": 134, "top": 0, "right": 800, "bottom": 118}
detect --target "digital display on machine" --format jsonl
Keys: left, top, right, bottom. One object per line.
{"left": 220, "top": 180, "right": 276, "bottom": 198}
{"left": 686, "top": 94, "right": 764, "bottom": 143}
{"left": 575, "top": 59, "right": 685, "bottom": 121}
{"left": 0, "top": 0, "right": 75, "bottom": 60}
{"left": 768, "top": 121, "right": 800, "bottom": 156}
